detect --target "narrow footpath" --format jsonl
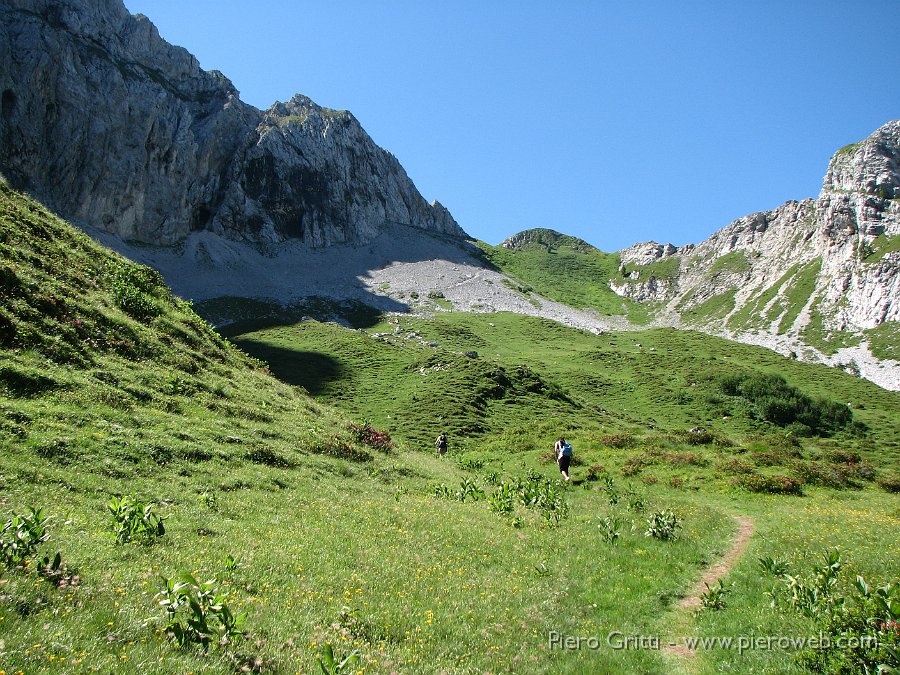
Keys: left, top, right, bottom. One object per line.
{"left": 662, "top": 514, "right": 755, "bottom": 673}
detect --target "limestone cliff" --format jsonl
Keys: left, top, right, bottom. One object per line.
{"left": 0, "top": 0, "right": 463, "bottom": 247}
{"left": 612, "top": 121, "right": 900, "bottom": 383}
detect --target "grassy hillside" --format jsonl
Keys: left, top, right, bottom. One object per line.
{"left": 225, "top": 311, "right": 900, "bottom": 473}
{"left": 478, "top": 230, "right": 650, "bottom": 321}
{"left": 2, "top": 184, "right": 899, "bottom": 674}
{"left": 224, "top": 311, "right": 900, "bottom": 674}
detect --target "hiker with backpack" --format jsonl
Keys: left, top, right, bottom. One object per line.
{"left": 554, "top": 437, "right": 573, "bottom": 482}
{"left": 435, "top": 432, "right": 448, "bottom": 456}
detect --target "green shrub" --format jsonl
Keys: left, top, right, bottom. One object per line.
{"left": 717, "top": 373, "right": 852, "bottom": 435}
{"left": 791, "top": 461, "right": 859, "bottom": 489}
{"left": 597, "top": 516, "right": 621, "bottom": 544}
{"left": 878, "top": 475, "right": 900, "bottom": 493}
{"left": 771, "top": 549, "right": 900, "bottom": 673}
{"left": 317, "top": 642, "right": 361, "bottom": 674}
{"left": 488, "top": 483, "right": 515, "bottom": 514}
{"left": 457, "top": 456, "right": 486, "bottom": 471}
{"left": 107, "top": 260, "right": 166, "bottom": 321}
{"left": 456, "top": 478, "right": 484, "bottom": 502}
{"left": 313, "top": 435, "right": 373, "bottom": 462}
{"left": 758, "top": 556, "right": 789, "bottom": 577}
{"left": 157, "top": 573, "right": 246, "bottom": 649}
{"left": 644, "top": 510, "right": 682, "bottom": 541}
{"left": 107, "top": 495, "right": 166, "bottom": 544}
{"left": 734, "top": 474, "right": 804, "bottom": 495}
{"left": 431, "top": 483, "right": 454, "bottom": 499}
{"left": 0, "top": 507, "right": 52, "bottom": 568}
{"left": 827, "top": 449, "right": 861, "bottom": 464}
{"left": 513, "top": 471, "right": 569, "bottom": 526}
{"left": 698, "top": 579, "right": 732, "bottom": 611}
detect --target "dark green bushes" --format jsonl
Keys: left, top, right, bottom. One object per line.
{"left": 734, "top": 473, "right": 804, "bottom": 495}
{"left": 107, "top": 259, "right": 166, "bottom": 321}
{"left": 717, "top": 372, "right": 852, "bottom": 436}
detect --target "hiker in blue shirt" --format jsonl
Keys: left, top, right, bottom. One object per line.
{"left": 554, "top": 437, "right": 573, "bottom": 482}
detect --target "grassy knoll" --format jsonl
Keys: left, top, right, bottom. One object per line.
{"left": 477, "top": 234, "right": 648, "bottom": 320}
{"left": 1, "top": 183, "right": 899, "bottom": 673}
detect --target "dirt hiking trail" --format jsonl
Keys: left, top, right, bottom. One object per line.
{"left": 663, "top": 514, "right": 755, "bottom": 671}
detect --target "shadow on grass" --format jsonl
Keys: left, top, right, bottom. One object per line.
{"left": 230, "top": 340, "right": 346, "bottom": 396}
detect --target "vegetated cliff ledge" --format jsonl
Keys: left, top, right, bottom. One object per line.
{"left": 0, "top": 0, "right": 464, "bottom": 249}
{"left": 611, "top": 120, "right": 900, "bottom": 389}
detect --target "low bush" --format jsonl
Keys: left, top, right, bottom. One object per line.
{"left": 667, "top": 452, "right": 708, "bottom": 467}
{"left": 751, "top": 451, "right": 784, "bottom": 466}
{"left": 644, "top": 510, "right": 682, "bottom": 541}
{"left": 717, "top": 373, "right": 852, "bottom": 436}
{"left": 770, "top": 549, "right": 900, "bottom": 673}
{"left": 668, "top": 430, "right": 716, "bottom": 446}
{"left": 622, "top": 451, "right": 657, "bottom": 475}
{"left": 597, "top": 433, "right": 637, "bottom": 449}
{"left": 349, "top": 422, "right": 394, "bottom": 451}
{"left": 108, "top": 495, "right": 166, "bottom": 544}
{"left": 585, "top": 465, "right": 606, "bottom": 481}
{"left": 718, "top": 458, "right": 755, "bottom": 474}
{"left": 877, "top": 475, "right": 900, "bottom": 493}
{"left": 827, "top": 449, "right": 861, "bottom": 464}
{"left": 791, "top": 461, "right": 860, "bottom": 489}
{"left": 457, "top": 456, "right": 486, "bottom": 471}
{"left": 734, "top": 474, "right": 804, "bottom": 495}
{"left": 698, "top": 579, "right": 732, "bottom": 611}
{"left": 597, "top": 516, "right": 621, "bottom": 544}
{"left": 1, "top": 507, "right": 52, "bottom": 568}
{"left": 157, "top": 573, "right": 246, "bottom": 649}
{"left": 313, "top": 435, "right": 373, "bottom": 462}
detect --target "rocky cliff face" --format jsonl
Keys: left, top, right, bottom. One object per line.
{"left": 612, "top": 120, "right": 900, "bottom": 384}
{"left": 0, "top": 0, "right": 463, "bottom": 247}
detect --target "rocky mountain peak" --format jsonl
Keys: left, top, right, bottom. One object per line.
{"left": 0, "top": 0, "right": 463, "bottom": 248}
{"left": 823, "top": 120, "right": 900, "bottom": 198}
{"left": 618, "top": 241, "right": 680, "bottom": 265}
{"left": 608, "top": 120, "right": 899, "bottom": 388}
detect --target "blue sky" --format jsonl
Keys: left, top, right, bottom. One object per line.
{"left": 123, "top": 1, "right": 899, "bottom": 251}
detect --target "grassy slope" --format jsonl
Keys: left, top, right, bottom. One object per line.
{"left": 487, "top": 229, "right": 899, "bottom": 361}
{"left": 226, "top": 311, "right": 900, "bottom": 674}
{"left": 0, "top": 186, "right": 748, "bottom": 674}
{"left": 477, "top": 236, "right": 652, "bottom": 321}
{"left": 2, "top": 185, "right": 899, "bottom": 674}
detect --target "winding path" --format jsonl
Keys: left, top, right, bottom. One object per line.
{"left": 663, "top": 514, "right": 755, "bottom": 668}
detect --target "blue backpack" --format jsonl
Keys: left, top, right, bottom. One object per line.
{"left": 561, "top": 442, "right": 573, "bottom": 457}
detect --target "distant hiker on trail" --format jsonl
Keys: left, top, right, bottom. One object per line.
{"left": 554, "top": 437, "right": 573, "bottom": 482}
{"left": 435, "top": 432, "right": 448, "bottom": 456}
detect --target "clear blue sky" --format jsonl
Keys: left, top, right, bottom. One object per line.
{"left": 123, "top": 0, "right": 899, "bottom": 252}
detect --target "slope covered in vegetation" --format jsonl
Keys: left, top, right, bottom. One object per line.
{"left": 477, "top": 229, "right": 648, "bottom": 321}
{"left": 2, "top": 183, "right": 899, "bottom": 674}
{"left": 225, "top": 311, "right": 900, "bottom": 674}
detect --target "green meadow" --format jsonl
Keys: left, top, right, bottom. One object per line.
{"left": 1, "top": 182, "right": 899, "bottom": 673}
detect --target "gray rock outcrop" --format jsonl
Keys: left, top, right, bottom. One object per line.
{"left": 611, "top": 121, "right": 900, "bottom": 385}
{"left": 0, "top": 0, "right": 463, "bottom": 247}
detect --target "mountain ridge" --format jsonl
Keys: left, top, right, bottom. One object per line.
{"left": 0, "top": 0, "right": 463, "bottom": 248}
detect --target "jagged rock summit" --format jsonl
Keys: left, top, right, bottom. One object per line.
{"left": 0, "top": 0, "right": 463, "bottom": 248}
{"left": 611, "top": 120, "right": 900, "bottom": 387}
